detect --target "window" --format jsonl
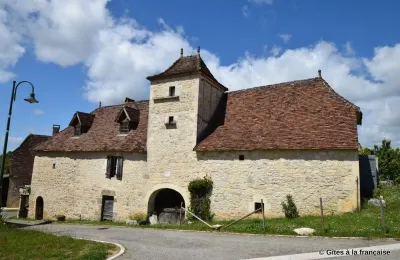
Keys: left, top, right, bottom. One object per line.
{"left": 239, "top": 155, "right": 245, "bottom": 161}
{"left": 254, "top": 202, "right": 264, "bottom": 213}
{"left": 168, "top": 116, "right": 174, "bottom": 124}
{"left": 169, "top": 86, "right": 175, "bottom": 97}
{"left": 106, "top": 156, "right": 124, "bottom": 180}
{"left": 74, "top": 124, "right": 81, "bottom": 136}
{"left": 119, "top": 120, "right": 130, "bottom": 134}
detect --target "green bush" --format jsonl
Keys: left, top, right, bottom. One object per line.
{"left": 281, "top": 194, "right": 299, "bottom": 219}
{"left": 128, "top": 212, "right": 147, "bottom": 221}
{"left": 188, "top": 176, "right": 214, "bottom": 221}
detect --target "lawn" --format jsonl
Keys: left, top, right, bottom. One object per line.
{"left": 0, "top": 224, "right": 118, "bottom": 260}
{"left": 56, "top": 185, "right": 400, "bottom": 239}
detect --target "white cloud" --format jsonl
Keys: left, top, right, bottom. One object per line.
{"left": 279, "top": 34, "right": 292, "bottom": 43}
{"left": 242, "top": 5, "right": 250, "bottom": 17}
{"left": 0, "top": 8, "right": 25, "bottom": 82}
{"left": 2, "top": 0, "right": 400, "bottom": 148}
{"left": 270, "top": 45, "right": 282, "bottom": 56}
{"left": 33, "top": 109, "right": 44, "bottom": 115}
{"left": 248, "top": 0, "right": 274, "bottom": 5}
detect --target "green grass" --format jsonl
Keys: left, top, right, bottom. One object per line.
{"left": 52, "top": 185, "right": 400, "bottom": 239}
{"left": 0, "top": 224, "right": 118, "bottom": 260}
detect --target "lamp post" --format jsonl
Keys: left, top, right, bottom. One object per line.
{"left": 0, "top": 80, "right": 38, "bottom": 208}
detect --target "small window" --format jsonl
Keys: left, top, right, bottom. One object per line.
{"left": 106, "top": 156, "right": 124, "bottom": 180}
{"left": 74, "top": 124, "right": 81, "bottom": 136}
{"left": 254, "top": 202, "right": 264, "bottom": 213}
{"left": 119, "top": 120, "right": 130, "bottom": 134}
{"left": 169, "top": 86, "right": 175, "bottom": 97}
{"left": 52, "top": 163, "right": 56, "bottom": 169}
{"left": 239, "top": 155, "right": 245, "bottom": 161}
{"left": 168, "top": 116, "right": 174, "bottom": 124}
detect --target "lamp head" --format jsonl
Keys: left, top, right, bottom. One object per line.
{"left": 24, "top": 93, "right": 39, "bottom": 104}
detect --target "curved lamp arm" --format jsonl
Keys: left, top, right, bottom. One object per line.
{"left": 13, "top": 80, "right": 36, "bottom": 101}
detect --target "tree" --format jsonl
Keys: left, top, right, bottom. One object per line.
{"left": 0, "top": 151, "right": 13, "bottom": 175}
{"left": 372, "top": 139, "right": 400, "bottom": 183}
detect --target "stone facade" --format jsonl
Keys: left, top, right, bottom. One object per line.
{"left": 29, "top": 149, "right": 359, "bottom": 220}
{"left": 28, "top": 71, "right": 360, "bottom": 221}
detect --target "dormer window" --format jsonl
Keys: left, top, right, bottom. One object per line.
{"left": 74, "top": 124, "right": 81, "bottom": 136}
{"left": 115, "top": 106, "right": 140, "bottom": 134}
{"left": 169, "top": 86, "right": 176, "bottom": 97}
{"left": 69, "top": 112, "right": 94, "bottom": 137}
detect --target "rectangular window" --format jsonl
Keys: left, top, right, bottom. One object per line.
{"left": 168, "top": 116, "right": 174, "bottom": 124}
{"left": 239, "top": 155, "right": 245, "bottom": 160}
{"left": 106, "top": 156, "right": 124, "bottom": 180}
{"left": 74, "top": 124, "right": 81, "bottom": 136}
{"left": 169, "top": 86, "right": 175, "bottom": 97}
{"left": 119, "top": 120, "right": 130, "bottom": 134}
{"left": 254, "top": 202, "right": 264, "bottom": 213}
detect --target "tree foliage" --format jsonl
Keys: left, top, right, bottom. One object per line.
{"left": 360, "top": 139, "right": 400, "bottom": 184}
{"left": 0, "top": 151, "right": 13, "bottom": 175}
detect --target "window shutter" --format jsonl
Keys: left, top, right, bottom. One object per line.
{"left": 105, "top": 157, "right": 111, "bottom": 179}
{"left": 116, "top": 157, "right": 124, "bottom": 180}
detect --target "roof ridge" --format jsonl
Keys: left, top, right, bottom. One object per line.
{"left": 227, "top": 77, "right": 321, "bottom": 95}
{"left": 92, "top": 99, "right": 149, "bottom": 112}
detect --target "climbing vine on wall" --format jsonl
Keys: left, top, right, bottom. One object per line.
{"left": 188, "top": 175, "right": 214, "bottom": 221}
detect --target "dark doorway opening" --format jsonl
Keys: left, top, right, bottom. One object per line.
{"left": 153, "top": 189, "right": 185, "bottom": 215}
{"left": 35, "top": 196, "right": 44, "bottom": 220}
{"left": 101, "top": 196, "right": 114, "bottom": 221}
{"left": 1, "top": 176, "right": 9, "bottom": 206}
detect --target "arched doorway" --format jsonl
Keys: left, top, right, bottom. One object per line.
{"left": 35, "top": 196, "right": 44, "bottom": 220}
{"left": 148, "top": 188, "right": 185, "bottom": 224}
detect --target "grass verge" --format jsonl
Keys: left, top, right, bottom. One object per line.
{"left": 0, "top": 224, "right": 118, "bottom": 260}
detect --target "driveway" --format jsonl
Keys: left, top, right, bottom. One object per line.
{"left": 26, "top": 224, "right": 400, "bottom": 260}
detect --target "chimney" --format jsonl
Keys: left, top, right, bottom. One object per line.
{"left": 52, "top": 125, "right": 60, "bottom": 136}
{"left": 180, "top": 48, "right": 183, "bottom": 58}
{"left": 99, "top": 101, "right": 102, "bottom": 108}
{"left": 318, "top": 69, "right": 322, "bottom": 78}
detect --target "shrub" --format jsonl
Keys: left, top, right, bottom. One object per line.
{"left": 55, "top": 215, "right": 66, "bottom": 222}
{"left": 128, "top": 212, "right": 147, "bottom": 221}
{"left": 281, "top": 194, "right": 299, "bottom": 219}
{"left": 188, "top": 175, "right": 214, "bottom": 221}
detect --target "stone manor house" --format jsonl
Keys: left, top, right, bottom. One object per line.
{"left": 29, "top": 48, "right": 362, "bottom": 221}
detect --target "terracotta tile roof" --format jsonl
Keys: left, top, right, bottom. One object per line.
{"left": 147, "top": 55, "right": 228, "bottom": 91}
{"left": 35, "top": 101, "right": 148, "bottom": 152}
{"left": 194, "top": 77, "right": 361, "bottom": 151}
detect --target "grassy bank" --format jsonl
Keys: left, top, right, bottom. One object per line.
{"left": 0, "top": 224, "right": 118, "bottom": 260}
{"left": 31, "top": 185, "right": 400, "bottom": 239}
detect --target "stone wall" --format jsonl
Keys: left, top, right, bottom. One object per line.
{"left": 29, "top": 152, "right": 148, "bottom": 220}
{"left": 198, "top": 149, "right": 359, "bottom": 219}
{"left": 29, "top": 149, "right": 359, "bottom": 221}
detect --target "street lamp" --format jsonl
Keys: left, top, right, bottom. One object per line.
{"left": 0, "top": 80, "right": 38, "bottom": 208}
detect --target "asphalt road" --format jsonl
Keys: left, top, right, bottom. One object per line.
{"left": 25, "top": 224, "right": 400, "bottom": 260}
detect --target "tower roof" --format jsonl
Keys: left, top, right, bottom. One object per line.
{"left": 146, "top": 49, "right": 227, "bottom": 90}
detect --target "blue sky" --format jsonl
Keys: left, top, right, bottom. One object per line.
{"left": 1, "top": 0, "right": 400, "bottom": 152}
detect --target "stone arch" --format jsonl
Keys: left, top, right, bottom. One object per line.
{"left": 35, "top": 196, "right": 44, "bottom": 220}
{"left": 145, "top": 183, "right": 188, "bottom": 216}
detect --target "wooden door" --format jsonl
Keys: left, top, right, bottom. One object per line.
{"left": 101, "top": 196, "right": 114, "bottom": 221}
